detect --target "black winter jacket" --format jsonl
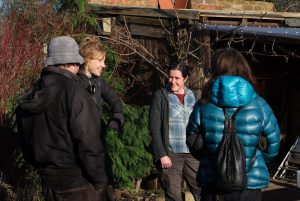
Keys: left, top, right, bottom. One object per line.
{"left": 77, "top": 71, "right": 124, "bottom": 126}
{"left": 17, "top": 66, "right": 108, "bottom": 190}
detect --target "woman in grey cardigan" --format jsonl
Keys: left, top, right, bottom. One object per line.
{"left": 149, "top": 62, "right": 200, "bottom": 201}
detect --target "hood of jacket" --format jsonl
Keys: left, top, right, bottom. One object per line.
{"left": 210, "top": 75, "right": 257, "bottom": 108}
{"left": 19, "top": 66, "right": 81, "bottom": 113}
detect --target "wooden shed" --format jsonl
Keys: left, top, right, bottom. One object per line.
{"left": 88, "top": 0, "right": 300, "bottom": 155}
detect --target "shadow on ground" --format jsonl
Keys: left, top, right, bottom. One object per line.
{"left": 263, "top": 181, "right": 300, "bottom": 201}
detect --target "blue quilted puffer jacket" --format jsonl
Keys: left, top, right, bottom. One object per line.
{"left": 187, "top": 75, "right": 280, "bottom": 189}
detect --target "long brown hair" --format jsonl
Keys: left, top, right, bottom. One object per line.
{"left": 201, "top": 47, "right": 257, "bottom": 103}
{"left": 211, "top": 47, "right": 256, "bottom": 85}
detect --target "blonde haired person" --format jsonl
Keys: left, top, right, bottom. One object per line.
{"left": 78, "top": 36, "right": 124, "bottom": 201}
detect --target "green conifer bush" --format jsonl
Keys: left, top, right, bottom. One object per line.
{"left": 105, "top": 105, "right": 153, "bottom": 189}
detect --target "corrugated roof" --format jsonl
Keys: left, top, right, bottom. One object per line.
{"left": 197, "top": 24, "right": 300, "bottom": 42}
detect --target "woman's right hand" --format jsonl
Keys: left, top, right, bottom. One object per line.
{"left": 160, "top": 156, "right": 172, "bottom": 169}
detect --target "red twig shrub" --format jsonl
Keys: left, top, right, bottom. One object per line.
{"left": 0, "top": 0, "right": 72, "bottom": 123}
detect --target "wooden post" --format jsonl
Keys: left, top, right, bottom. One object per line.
{"left": 150, "top": 177, "right": 159, "bottom": 190}
{"left": 192, "top": 29, "right": 211, "bottom": 99}
{"left": 199, "top": 30, "right": 211, "bottom": 73}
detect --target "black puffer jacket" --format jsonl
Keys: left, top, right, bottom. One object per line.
{"left": 17, "top": 66, "right": 108, "bottom": 190}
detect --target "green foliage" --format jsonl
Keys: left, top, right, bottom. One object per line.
{"left": 101, "top": 48, "right": 153, "bottom": 189}
{"left": 102, "top": 48, "right": 126, "bottom": 95}
{"left": 12, "top": 148, "right": 44, "bottom": 201}
{"left": 105, "top": 48, "right": 119, "bottom": 72}
{"left": 106, "top": 105, "right": 153, "bottom": 188}
{"left": 55, "top": 0, "right": 100, "bottom": 33}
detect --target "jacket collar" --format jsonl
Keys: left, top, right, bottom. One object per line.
{"left": 42, "top": 66, "right": 82, "bottom": 83}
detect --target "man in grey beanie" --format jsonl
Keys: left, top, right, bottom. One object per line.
{"left": 16, "top": 36, "right": 108, "bottom": 201}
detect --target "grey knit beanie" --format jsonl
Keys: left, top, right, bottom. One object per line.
{"left": 44, "top": 36, "right": 84, "bottom": 66}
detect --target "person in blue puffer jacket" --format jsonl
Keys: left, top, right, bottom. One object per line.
{"left": 187, "top": 47, "right": 280, "bottom": 201}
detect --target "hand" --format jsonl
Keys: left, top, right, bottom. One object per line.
{"left": 106, "top": 185, "right": 116, "bottom": 201}
{"left": 259, "top": 135, "right": 267, "bottom": 151}
{"left": 160, "top": 156, "right": 172, "bottom": 169}
{"left": 108, "top": 119, "right": 120, "bottom": 130}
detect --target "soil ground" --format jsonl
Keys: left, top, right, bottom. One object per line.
{"left": 116, "top": 180, "right": 300, "bottom": 201}
{"left": 262, "top": 180, "right": 300, "bottom": 201}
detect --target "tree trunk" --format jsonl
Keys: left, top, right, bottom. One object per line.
{"left": 134, "top": 179, "right": 142, "bottom": 193}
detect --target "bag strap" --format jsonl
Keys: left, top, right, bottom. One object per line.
{"left": 223, "top": 107, "right": 257, "bottom": 172}
{"left": 223, "top": 107, "right": 241, "bottom": 120}
{"left": 223, "top": 107, "right": 241, "bottom": 132}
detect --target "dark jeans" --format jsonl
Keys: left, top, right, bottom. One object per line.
{"left": 201, "top": 189, "right": 262, "bottom": 201}
{"left": 158, "top": 153, "right": 201, "bottom": 201}
{"left": 42, "top": 184, "right": 107, "bottom": 201}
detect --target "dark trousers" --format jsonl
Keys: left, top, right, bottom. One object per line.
{"left": 102, "top": 122, "right": 116, "bottom": 201}
{"left": 42, "top": 184, "right": 107, "bottom": 201}
{"left": 158, "top": 153, "right": 201, "bottom": 201}
{"left": 201, "top": 189, "right": 262, "bottom": 201}
{"left": 104, "top": 153, "right": 116, "bottom": 201}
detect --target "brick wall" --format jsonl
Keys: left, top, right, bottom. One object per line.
{"left": 191, "top": 0, "right": 275, "bottom": 12}
{"left": 88, "top": 0, "right": 158, "bottom": 8}
{"left": 88, "top": 0, "right": 275, "bottom": 12}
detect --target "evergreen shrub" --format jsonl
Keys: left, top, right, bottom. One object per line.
{"left": 105, "top": 105, "right": 153, "bottom": 189}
